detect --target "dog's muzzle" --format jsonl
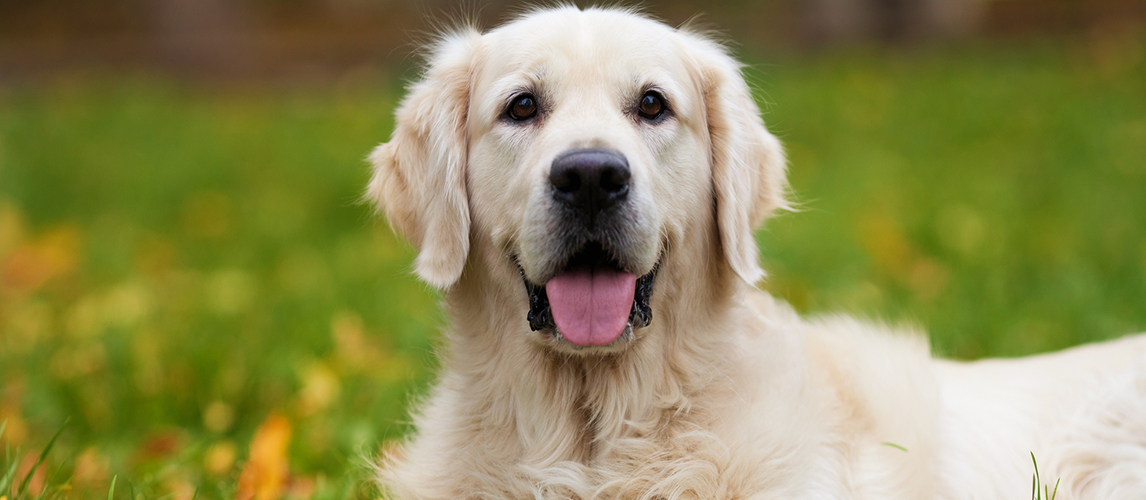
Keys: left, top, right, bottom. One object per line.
{"left": 521, "top": 243, "right": 658, "bottom": 348}
{"left": 516, "top": 148, "right": 658, "bottom": 349}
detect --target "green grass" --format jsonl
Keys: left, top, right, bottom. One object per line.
{"left": 758, "top": 40, "right": 1146, "bottom": 358}
{"left": 1, "top": 36, "right": 1144, "bottom": 498}
{"left": 1031, "top": 452, "right": 1060, "bottom": 500}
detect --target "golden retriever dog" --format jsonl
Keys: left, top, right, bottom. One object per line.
{"left": 367, "top": 6, "right": 1146, "bottom": 499}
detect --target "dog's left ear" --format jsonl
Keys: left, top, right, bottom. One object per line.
{"left": 367, "top": 30, "right": 479, "bottom": 288}
{"left": 684, "top": 34, "right": 789, "bottom": 286}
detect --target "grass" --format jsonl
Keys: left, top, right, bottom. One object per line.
{"left": 1031, "top": 452, "right": 1060, "bottom": 500}
{"left": 1, "top": 34, "right": 1144, "bottom": 498}
{"left": 2, "top": 420, "right": 68, "bottom": 500}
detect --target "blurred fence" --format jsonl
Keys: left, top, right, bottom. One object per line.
{"left": 1, "top": 0, "right": 1144, "bottom": 82}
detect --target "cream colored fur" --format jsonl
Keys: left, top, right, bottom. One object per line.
{"left": 367, "top": 6, "right": 1146, "bottom": 499}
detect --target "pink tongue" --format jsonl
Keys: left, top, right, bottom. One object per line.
{"left": 545, "top": 268, "right": 637, "bottom": 346}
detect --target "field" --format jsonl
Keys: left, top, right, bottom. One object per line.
{"left": 1, "top": 36, "right": 1144, "bottom": 498}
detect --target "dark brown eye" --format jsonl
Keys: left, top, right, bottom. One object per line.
{"left": 638, "top": 91, "right": 665, "bottom": 120}
{"left": 508, "top": 94, "right": 538, "bottom": 121}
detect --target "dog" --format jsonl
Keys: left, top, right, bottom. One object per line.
{"left": 367, "top": 6, "right": 1146, "bottom": 499}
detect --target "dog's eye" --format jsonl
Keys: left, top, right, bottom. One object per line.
{"left": 508, "top": 94, "right": 538, "bottom": 121}
{"left": 638, "top": 91, "right": 666, "bottom": 120}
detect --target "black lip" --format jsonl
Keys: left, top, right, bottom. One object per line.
{"left": 518, "top": 243, "right": 659, "bottom": 336}
{"left": 523, "top": 276, "right": 554, "bottom": 332}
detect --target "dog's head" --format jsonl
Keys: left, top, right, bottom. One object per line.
{"left": 369, "top": 7, "right": 787, "bottom": 354}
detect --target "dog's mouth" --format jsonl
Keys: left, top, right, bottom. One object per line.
{"left": 521, "top": 242, "right": 657, "bottom": 348}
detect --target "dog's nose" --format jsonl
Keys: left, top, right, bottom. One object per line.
{"left": 549, "top": 149, "right": 630, "bottom": 224}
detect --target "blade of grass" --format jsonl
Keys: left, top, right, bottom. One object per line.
{"left": 880, "top": 441, "right": 908, "bottom": 452}
{"left": 0, "top": 419, "right": 12, "bottom": 496}
{"left": 1, "top": 451, "right": 21, "bottom": 496}
{"left": 1031, "top": 452, "right": 1041, "bottom": 500}
{"left": 34, "top": 463, "right": 67, "bottom": 500}
{"left": 30, "top": 453, "right": 70, "bottom": 500}
{"left": 108, "top": 476, "right": 117, "bottom": 500}
{"left": 15, "top": 419, "right": 68, "bottom": 499}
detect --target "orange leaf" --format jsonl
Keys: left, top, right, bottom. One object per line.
{"left": 1, "top": 225, "right": 81, "bottom": 294}
{"left": 236, "top": 414, "right": 292, "bottom": 500}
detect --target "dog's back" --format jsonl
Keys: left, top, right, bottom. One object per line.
{"left": 931, "top": 334, "right": 1146, "bottom": 498}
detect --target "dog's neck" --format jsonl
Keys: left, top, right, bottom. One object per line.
{"left": 439, "top": 241, "right": 745, "bottom": 465}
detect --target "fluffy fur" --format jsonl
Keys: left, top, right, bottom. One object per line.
{"left": 367, "top": 6, "right": 1146, "bottom": 499}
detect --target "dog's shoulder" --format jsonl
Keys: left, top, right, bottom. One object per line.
{"left": 800, "top": 312, "right": 940, "bottom": 496}
{"left": 731, "top": 293, "right": 939, "bottom": 496}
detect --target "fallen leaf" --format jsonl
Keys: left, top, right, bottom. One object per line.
{"left": 1, "top": 225, "right": 81, "bottom": 294}
{"left": 236, "top": 414, "right": 292, "bottom": 500}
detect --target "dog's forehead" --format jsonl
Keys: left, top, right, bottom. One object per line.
{"left": 475, "top": 9, "right": 693, "bottom": 95}
{"left": 489, "top": 9, "right": 678, "bottom": 51}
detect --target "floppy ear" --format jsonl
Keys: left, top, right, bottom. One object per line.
{"left": 688, "top": 36, "right": 789, "bottom": 286}
{"left": 367, "top": 30, "right": 479, "bottom": 288}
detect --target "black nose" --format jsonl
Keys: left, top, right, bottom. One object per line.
{"left": 549, "top": 148, "right": 631, "bottom": 225}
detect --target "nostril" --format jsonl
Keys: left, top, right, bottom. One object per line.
{"left": 550, "top": 168, "right": 582, "bottom": 194}
{"left": 599, "top": 166, "right": 630, "bottom": 194}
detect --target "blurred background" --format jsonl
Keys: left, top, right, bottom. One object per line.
{"left": 1, "top": 0, "right": 1144, "bottom": 498}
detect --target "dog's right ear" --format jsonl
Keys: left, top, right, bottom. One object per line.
{"left": 367, "top": 30, "right": 480, "bottom": 289}
{"left": 682, "top": 32, "right": 790, "bottom": 287}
